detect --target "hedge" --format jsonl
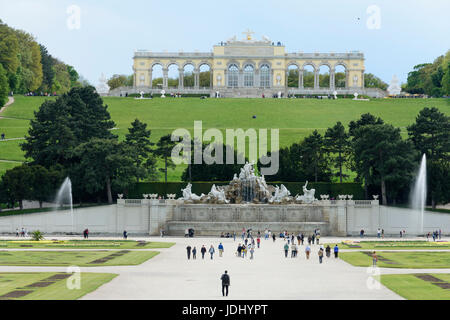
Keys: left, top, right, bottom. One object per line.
{"left": 127, "top": 181, "right": 364, "bottom": 199}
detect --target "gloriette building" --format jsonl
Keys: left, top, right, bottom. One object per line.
{"left": 111, "top": 31, "right": 386, "bottom": 98}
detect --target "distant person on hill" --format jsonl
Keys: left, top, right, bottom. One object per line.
{"left": 1, "top": 133, "right": 4, "bottom": 140}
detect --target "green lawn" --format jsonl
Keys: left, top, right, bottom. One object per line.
{"left": 0, "top": 250, "right": 159, "bottom": 266}
{"left": 1, "top": 95, "right": 449, "bottom": 180}
{"left": 381, "top": 273, "right": 450, "bottom": 300}
{"left": 0, "top": 272, "right": 117, "bottom": 300}
{"left": 329, "top": 240, "right": 450, "bottom": 250}
{"left": 340, "top": 251, "right": 450, "bottom": 268}
{"left": 0, "top": 239, "right": 175, "bottom": 249}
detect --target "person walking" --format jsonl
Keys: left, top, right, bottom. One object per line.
{"left": 284, "top": 243, "right": 289, "bottom": 258}
{"left": 297, "top": 234, "right": 301, "bottom": 245}
{"left": 334, "top": 244, "right": 339, "bottom": 258}
{"left": 123, "top": 230, "right": 128, "bottom": 239}
{"left": 256, "top": 237, "right": 261, "bottom": 248}
{"left": 186, "top": 245, "right": 192, "bottom": 260}
{"left": 237, "top": 244, "right": 242, "bottom": 257}
{"left": 305, "top": 244, "right": 311, "bottom": 259}
{"left": 15, "top": 228, "right": 19, "bottom": 237}
{"left": 377, "top": 228, "right": 381, "bottom": 238}
{"left": 192, "top": 246, "right": 197, "bottom": 259}
{"left": 221, "top": 270, "right": 230, "bottom": 297}
{"left": 318, "top": 248, "right": 324, "bottom": 264}
{"left": 272, "top": 233, "right": 276, "bottom": 242}
{"left": 218, "top": 243, "right": 224, "bottom": 257}
{"left": 325, "top": 245, "right": 331, "bottom": 258}
{"left": 242, "top": 245, "right": 247, "bottom": 258}
{"left": 201, "top": 245, "right": 207, "bottom": 259}
{"left": 209, "top": 245, "right": 215, "bottom": 260}
{"left": 301, "top": 233, "right": 304, "bottom": 245}
{"left": 291, "top": 243, "right": 296, "bottom": 258}
{"left": 233, "top": 232, "right": 236, "bottom": 241}
{"left": 372, "top": 251, "right": 378, "bottom": 267}
{"left": 316, "top": 234, "right": 320, "bottom": 245}
{"left": 250, "top": 246, "right": 255, "bottom": 259}
{"left": 382, "top": 229, "right": 384, "bottom": 239}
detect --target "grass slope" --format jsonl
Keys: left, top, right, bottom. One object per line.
{"left": 0, "top": 272, "right": 116, "bottom": 300}
{"left": 1, "top": 96, "right": 449, "bottom": 180}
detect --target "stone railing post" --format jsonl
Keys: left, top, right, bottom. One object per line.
{"left": 194, "top": 69, "right": 199, "bottom": 89}
{"left": 178, "top": 68, "right": 184, "bottom": 89}
{"left": 162, "top": 68, "right": 168, "bottom": 89}
{"left": 299, "top": 69, "right": 304, "bottom": 89}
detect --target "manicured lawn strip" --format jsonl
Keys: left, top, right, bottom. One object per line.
{"left": 0, "top": 240, "right": 175, "bottom": 249}
{"left": 328, "top": 240, "right": 450, "bottom": 250}
{"left": 0, "top": 272, "right": 117, "bottom": 300}
{"left": 0, "top": 250, "right": 159, "bottom": 266}
{"left": 380, "top": 273, "right": 450, "bottom": 300}
{"left": 340, "top": 251, "right": 450, "bottom": 268}
{"left": 0, "top": 162, "right": 21, "bottom": 177}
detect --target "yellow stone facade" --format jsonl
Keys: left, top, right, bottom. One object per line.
{"left": 130, "top": 33, "right": 370, "bottom": 97}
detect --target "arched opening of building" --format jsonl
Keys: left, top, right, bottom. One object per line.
{"left": 243, "top": 64, "right": 254, "bottom": 87}
{"left": 167, "top": 64, "right": 179, "bottom": 88}
{"left": 287, "top": 64, "right": 299, "bottom": 88}
{"left": 318, "top": 65, "right": 331, "bottom": 88}
{"left": 303, "top": 65, "right": 315, "bottom": 88}
{"left": 259, "top": 64, "right": 270, "bottom": 88}
{"left": 335, "top": 64, "right": 346, "bottom": 88}
{"left": 199, "top": 64, "right": 211, "bottom": 88}
{"left": 183, "top": 64, "right": 195, "bottom": 88}
{"left": 228, "top": 64, "right": 239, "bottom": 87}
{"left": 152, "top": 64, "right": 163, "bottom": 89}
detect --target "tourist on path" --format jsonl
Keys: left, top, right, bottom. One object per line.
{"left": 301, "top": 233, "right": 304, "bottom": 245}
{"left": 297, "top": 234, "right": 301, "bottom": 245}
{"left": 209, "top": 245, "right": 215, "bottom": 259}
{"left": 257, "top": 237, "right": 261, "bottom": 248}
{"left": 242, "top": 245, "right": 247, "bottom": 258}
{"left": 272, "top": 233, "right": 276, "bottom": 242}
{"left": 377, "top": 228, "right": 381, "bottom": 238}
{"left": 185, "top": 228, "right": 189, "bottom": 237}
{"left": 123, "top": 230, "right": 128, "bottom": 239}
{"left": 265, "top": 229, "right": 269, "bottom": 240}
{"left": 201, "top": 245, "right": 207, "bottom": 259}
{"left": 311, "top": 234, "right": 315, "bottom": 244}
{"left": 221, "top": 270, "right": 230, "bottom": 297}
{"left": 237, "top": 244, "right": 242, "bottom": 257}
{"left": 325, "top": 245, "right": 331, "bottom": 258}
{"left": 318, "top": 248, "right": 324, "bottom": 264}
{"left": 291, "top": 243, "right": 296, "bottom": 258}
{"left": 284, "top": 243, "right": 289, "bottom": 258}
{"left": 233, "top": 232, "right": 236, "bottom": 241}
{"left": 305, "top": 245, "right": 311, "bottom": 259}
{"left": 372, "top": 251, "right": 377, "bottom": 266}
{"left": 250, "top": 246, "right": 255, "bottom": 259}
{"left": 186, "top": 245, "right": 192, "bottom": 260}
{"left": 192, "top": 246, "right": 197, "bottom": 259}
{"left": 382, "top": 229, "right": 384, "bottom": 239}
{"left": 218, "top": 243, "right": 224, "bottom": 257}
{"left": 334, "top": 244, "right": 339, "bottom": 258}
{"left": 316, "top": 234, "right": 320, "bottom": 245}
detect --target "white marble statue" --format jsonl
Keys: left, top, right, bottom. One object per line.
{"left": 387, "top": 75, "right": 402, "bottom": 95}
{"left": 180, "top": 183, "right": 202, "bottom": 201}
{"left": 269, "top": 184, "right": 291, "bottom": 203}
{"left": 295, "top": 181, "right": 316, "bottom": 203}
{"left": 208, "top": 184, "right": 229, "bottom": 203}
{"left": 95, "top": 73, "right": 110, "bottom": 95}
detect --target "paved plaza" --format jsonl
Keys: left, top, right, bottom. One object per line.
{"left": 2, "top": 236, "right": 449, "bottom": 299}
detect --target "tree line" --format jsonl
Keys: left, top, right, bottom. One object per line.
{"left": 0, "top": 20, "right": 85, "bottom": 107}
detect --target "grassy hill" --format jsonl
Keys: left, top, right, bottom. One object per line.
{"left": 0, "top": 96, "right": 448, "bottom": 181}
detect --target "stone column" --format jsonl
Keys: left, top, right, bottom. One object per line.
{"left": 238, "top": 69, "right": 244, "bottom": 88}
{"left": 255, "top": 69, "right": 260, "bottom": 87}
{"left": 314, "top": 70, "right": 319, "bottom": 89}
{"left": 162, "top": 68, "right": 168, "bottom": 89}
{"left": 194, "top": 69, "right": 199, "bottom": 89}
{"left": 361, "top": 71, "right": 365, "bottom": 88}
{"left": 330, "top": 69, "right": 335, "bottom": 89}
{"left": 178, "top": 68, "right": 184, "bottom": 89}
{"left": 133, "top": 72, "right": 137, "bottom": 88}
{"left": 345, "top": 71, "right": 349, "bottom": 89}
{"left": 209, "top": 69, "right": 214, "bottom": 88}
{"left": 299, "top": 69, "right": 304, "bottom": 89}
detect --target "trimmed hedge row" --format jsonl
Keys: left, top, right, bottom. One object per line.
{"left": 127, "top": 181, "right": 364, "bottom": 199}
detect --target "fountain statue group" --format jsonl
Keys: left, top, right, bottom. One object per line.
{"left": 180, "top": 162, "right": 316, "bottom": 204}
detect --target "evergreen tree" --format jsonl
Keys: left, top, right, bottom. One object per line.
{"left": 0, "top": 64, "right": 9, "bottom": 106}
{"left": 154, "top": 134, "right": 176, "bottom": 182}
{"left": 298, "top": 130, "right": 330, "bottom": 182}
{"left": 324, "top": 121, "right": 350, "bottom": 183}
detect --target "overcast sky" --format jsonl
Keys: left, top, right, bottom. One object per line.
{"left": 1, "top": 0, "right": 449, "bottom": 86}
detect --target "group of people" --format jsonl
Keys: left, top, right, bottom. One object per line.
{"left": 15, "top": 227, "right": 28, "bottom": 237}
{"left": 279, "top": 230, "right": 321, "bottom": 246}
{"left": 186, "top": 243, "right": 223, "bottom": 260}
{"left": 427, "top": 229, "right": 442, "bottom": 241}
{"left": 283, "top": 243, "right": 339, "bottom": 263}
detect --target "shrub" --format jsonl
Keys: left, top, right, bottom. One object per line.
{"left": 31, "top": 230, "right": 44, "bottom": 241}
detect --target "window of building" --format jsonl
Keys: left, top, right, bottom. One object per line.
{"left": 353, "top": 75, "right": 358, "bottom": 86}
{"left": 228, "top": 64, "right": 239, "bottom": 87}
{"left": 260, "top": 64, "right": 270, "bottom": 88}
{"left": 243, "top": 64, "right": 254, "bottom": 87}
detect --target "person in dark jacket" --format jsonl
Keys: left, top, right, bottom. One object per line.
{"left": 221, "top": 270, "right": 230, "bottom": 296}
{"left": 192, "top": 246, "right": 197, "bottom": 259}
{"left": 123, "top": 230, "right": 128, "bottom": 239}
{"left": 334, "top": 244, "right": 339, "bottom": 258}
{"left": 325, "top": 245, "right": 331, "bottom": 258}
{"left": 186, "top": 245, "right": 192, "bottom": 260}
{"left": 201, "top": 245, "right": 207, "bottom": 259}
